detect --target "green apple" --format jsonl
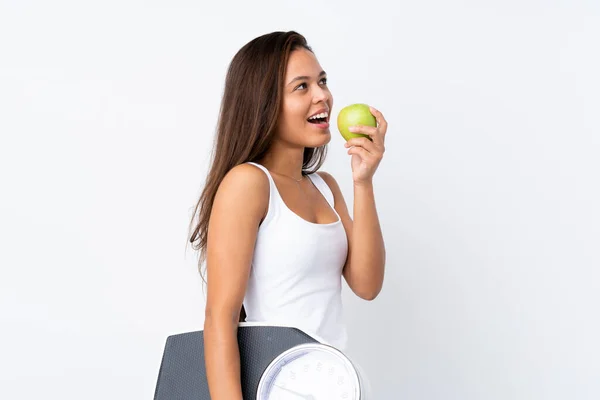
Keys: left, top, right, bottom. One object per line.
{"left": 337, "top": 103, "right": 376, "bottom": 141}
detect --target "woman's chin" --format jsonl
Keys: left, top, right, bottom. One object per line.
{"left": 306, "top": 129, "right": 331, "bottom": 147}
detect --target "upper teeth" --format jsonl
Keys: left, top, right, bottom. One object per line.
{"left": 309, "top": 112, "right": 328, "bottom": 120}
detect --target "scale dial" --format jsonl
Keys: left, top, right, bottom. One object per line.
{"left": 256, "top": 343, "right": 368, "bottom": 400}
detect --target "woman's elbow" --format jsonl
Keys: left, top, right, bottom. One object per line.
{"left": 204, "top": 305, "right": 240, "bottom": 331}
{"left": 354, "top": 286, "right": 382, "bottom": 301}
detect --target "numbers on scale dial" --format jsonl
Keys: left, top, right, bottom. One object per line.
{"left": 273, "top": 356, "right": 355, "bottom": 399}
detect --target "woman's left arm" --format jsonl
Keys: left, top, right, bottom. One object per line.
{"left": 319, "top": 106, "right": 388, "bottom": 300}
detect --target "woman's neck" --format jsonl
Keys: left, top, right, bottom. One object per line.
{"left": 258, "top": 144, "right": 305, "bottom": 180}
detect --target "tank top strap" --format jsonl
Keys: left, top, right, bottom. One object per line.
{"left": 245, "top": 161, "right": 272, "bottom": 181}
{"left": 307, "top": 172, "right": 335, "bottom": 209}
{"left": 245, "top": 162, "right": 279, "bottom": 224}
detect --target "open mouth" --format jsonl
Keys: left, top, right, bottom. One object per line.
{"left": 307, "top": 117, "right": 328, "bottom": 124}
{"left": 307, "top": 111, "right": 329, "bottom": 125}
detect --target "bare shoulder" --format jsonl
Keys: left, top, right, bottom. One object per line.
{"left": 213, "top": 163, "right": 269, "bottom": 220}
{"left": 220, "top": 163, "right": 268, "bottom": 190}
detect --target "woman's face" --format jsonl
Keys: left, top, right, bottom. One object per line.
{"left": 275, "top": 48, "right": 333, "bottom": 149}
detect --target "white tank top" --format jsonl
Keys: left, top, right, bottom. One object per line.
{"left": 243, "top": 162, "right": 349, "bottom": 350}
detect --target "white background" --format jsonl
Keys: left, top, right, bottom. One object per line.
{"left": 1, "top": 1, "right": 599, "bottom": 399}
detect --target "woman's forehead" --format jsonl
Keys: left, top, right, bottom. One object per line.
{"left": 285, "top": 49, "right": 323, "bottom": 79}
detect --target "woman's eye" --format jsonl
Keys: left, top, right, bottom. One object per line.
{"left": 295, "top": 78, "right": 327, "bottom": 91}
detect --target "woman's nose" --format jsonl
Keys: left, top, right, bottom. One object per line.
{"left": 312, "top": 86, "right": 330, "bottom": 103}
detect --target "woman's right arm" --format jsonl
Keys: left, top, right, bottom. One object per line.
{"left": 204, "top": 164, "right": 268, "bottom": 400}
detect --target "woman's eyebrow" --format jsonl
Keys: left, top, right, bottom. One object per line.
{"left": 287, "top": 70, "right": 327, "bottom": 86}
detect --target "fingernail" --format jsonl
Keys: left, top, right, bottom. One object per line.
{"left": 349, "top": 126, "right": 357, "bottom": 132}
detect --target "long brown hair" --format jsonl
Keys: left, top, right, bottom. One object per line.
{"left": 188, "top": 31, "right": 328, "bottom": 280}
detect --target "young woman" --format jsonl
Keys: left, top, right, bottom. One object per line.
{"left": 188, "top": 31, "right": 388, "bottom": 399}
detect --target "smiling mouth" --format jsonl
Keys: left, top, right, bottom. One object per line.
{"left": 307, "top": 111, "right": 329, "bottom": 124}
{"left": 307, "top": 117, "right": 328, "bottom": 124}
